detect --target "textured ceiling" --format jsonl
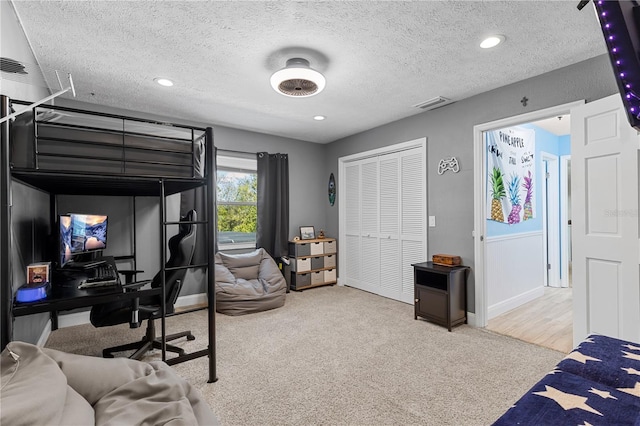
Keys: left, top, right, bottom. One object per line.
{"left": 9, "top": 0, "right": 605, "bottom": 143}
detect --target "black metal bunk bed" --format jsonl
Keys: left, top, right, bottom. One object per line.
{"left": 0, "top": 95, "right": 217, "bottom": 382}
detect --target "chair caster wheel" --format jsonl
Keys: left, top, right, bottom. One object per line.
{"left": 187, "top": 335, "right": 196, "bottom": 341}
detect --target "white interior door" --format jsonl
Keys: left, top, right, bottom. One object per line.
{"left": 571, "top": 94, "right": 640, "bottom": 345}
{"left": 541, "top": 152, "right": 560, "bottom": 287}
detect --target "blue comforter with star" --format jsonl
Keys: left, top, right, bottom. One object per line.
{"left": 493, "top": 334, "right": 640, "bottom": 425}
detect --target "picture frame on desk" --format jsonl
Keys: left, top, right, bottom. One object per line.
{"left": 27, "top": 262, "right": 51, "bottom": 285}
{"left": 300, "top": 226, "right": 315, "bottom": 240}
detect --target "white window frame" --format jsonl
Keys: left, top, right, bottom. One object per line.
{"left": 217, "top": 155, "right": 257, "bottom": 251}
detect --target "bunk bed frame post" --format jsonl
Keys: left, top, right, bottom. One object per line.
{"left": 160, "top": 179, "right": 167, "bottom": 361}
{"left": 1, "top": 95, "right": 12, "bottom": 350}
{"left": 205, "top": 126, "right": 217, "bottom": 383}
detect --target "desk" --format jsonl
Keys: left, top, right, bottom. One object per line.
{"left": 12, "top": 281, "right": 160, "bottom": 318}
{"left": 13, "top": 259, "right": 159, "bottom": 325}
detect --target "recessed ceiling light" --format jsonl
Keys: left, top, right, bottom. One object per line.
{"left": 313, "top": 115, "right": 326, "bottom": 121}
{"left": 480, "top": 35, "right": 505, "bottom": 49}
{"left": 154, "top": 77, "right": 174, "bottom": 87}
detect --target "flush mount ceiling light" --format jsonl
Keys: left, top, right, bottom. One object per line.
{"left": 154, "top": 77, "right": 174, "bottom": 87}
{"left": 480, "top": 35, "right": 506, "bottom": 49}
{"left": 270, "top": 58, "right": 326, "bottom": 97}
{"left": 313, "top": 115, "right": 326, "bottom": 121}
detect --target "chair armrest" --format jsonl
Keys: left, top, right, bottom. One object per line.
{"left": 122, "top": 279, "right": 152, "bottom": 291}
{"left": 118, "top": 269, "right": 144, "bottom": 284}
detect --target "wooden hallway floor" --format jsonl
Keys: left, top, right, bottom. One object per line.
{"left": 486, "top": 287, "right": 573, "bottom": 353}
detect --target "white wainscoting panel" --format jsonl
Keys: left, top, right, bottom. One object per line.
{"left": 486, "top": 231, "right": 545, "bottom": 319}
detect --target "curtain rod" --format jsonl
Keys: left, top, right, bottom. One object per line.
{"left": 217, "top": 148, "right": 256, "bottom": 156}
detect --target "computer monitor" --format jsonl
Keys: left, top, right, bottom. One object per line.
{"left": 59, "top": 213, "right": 108, "bottom": 267}
{"left": 593, "top": 0, "right": 640, "bottom": 131}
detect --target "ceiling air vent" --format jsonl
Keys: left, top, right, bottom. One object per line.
{"left": 0, "top": 57, "right": 28, "bottom": 74}
{"left": 413, "top": 96, "right": 450, "bottom": 111}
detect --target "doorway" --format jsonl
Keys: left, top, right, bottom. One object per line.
{"left": 472, "top": 101, "right": 582, "bottom": 349}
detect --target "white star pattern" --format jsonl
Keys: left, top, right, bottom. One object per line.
{"left": 623, "top": 344, "right": 640, "bottom": 351}
{"left": 578, "top": 422, "right": 594, "bottom": 426}
{"left": 577, "top": 338, "right": 596, "bottom": 351}
{"left": 622, "top": 351, "right": 640, "bottom": 362}
{"left": 533, "top": 385, "right": 603, "bottom": 416}
{"left": 622, "top": 367, "right": 640, "bottom": 376}
{"left": 617, "top": 382, "right": 640, "bottom": 398}
{"left": 564, "top": 351, "right": 601, "bottom": 364}
{"left": 588, "top": 387, "right": 617, "bottom": 400}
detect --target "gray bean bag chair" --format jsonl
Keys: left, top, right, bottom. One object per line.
{"left": 215, "top": 248, "right": 286, "bottom": 315}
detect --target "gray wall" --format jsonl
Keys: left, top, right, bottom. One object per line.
{"left": 4, "top": 0, "right": 52, "bottom": 345}
{"left": 323, "top": 54, "right": 618, "bottom": 313}
{"left": 11, "top": 183, "right": 51, "bottom": 343}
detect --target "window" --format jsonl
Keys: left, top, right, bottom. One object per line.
{"left": 217, "top": 155, "right": 257, "bottom": 250}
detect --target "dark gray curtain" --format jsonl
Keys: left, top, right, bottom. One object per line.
{"left": 256, "top": 152, "right": 289, "bottom": 258}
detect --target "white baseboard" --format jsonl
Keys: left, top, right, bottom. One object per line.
{"left": 37, "top": 321, "right": 53, "bottom": 347}
{"left": 58, "top": 311, "right": 92, "bottom": 328}
{"left": 488, "top": 286, "right": 545, "bottom": 319}
{"left": 466, "top": 312, "right": 477, "bottom": 327}
{"left": 54, "top": 293, "right": 208, "bottom": 329}
{"left": 174, "top": 293, "right": 208, "bottom": 309}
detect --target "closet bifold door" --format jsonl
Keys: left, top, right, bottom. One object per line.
{"left": 360, "top": 158, "right": 380, "bottom": 294}
{"left": 378, "top": 154, "right": 401, "bottom": 301}
{"left": 344, "top": 161, "right": 362, "bottom": 291}
{"left": 399, "top": 148, "right": 426, "bottom": 304}
{"left": 341, "top": 143, "right": 426, "bottom": 305}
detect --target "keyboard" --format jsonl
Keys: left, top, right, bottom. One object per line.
{"left": 78, "top": 278, "right": 119, "bottom": 289}
{"left": 78, "top": 263, "right": 119, "bottom": 289}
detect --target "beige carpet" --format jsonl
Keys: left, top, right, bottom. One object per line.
{"left": 45, "top": 285, "right": 565, "bottom": 425}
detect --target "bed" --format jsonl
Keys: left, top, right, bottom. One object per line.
{"left": 10, "top": 104, "right": 206, "bottom": 179}
{"left": 3, "top": 98, "right": 217, "bottom": 381}
{"left": 493, "top": 334, "right": 640, "bottom": 425}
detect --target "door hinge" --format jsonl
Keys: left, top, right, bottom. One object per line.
{"left": 547, "top": 264, "right": 551, "bottom": 270}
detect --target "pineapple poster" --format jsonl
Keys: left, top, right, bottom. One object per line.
{"left": 486, "top": 127, "right": 535, "bottom": 224}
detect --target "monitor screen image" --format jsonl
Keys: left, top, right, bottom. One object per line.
{"left": 59, "top": 213, "right": 108, "bottom": 267}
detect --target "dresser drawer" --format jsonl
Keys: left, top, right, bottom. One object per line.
{"left": 311, "top": 270, "right": 324, "bottom": 285}
{"left": 324, "top": 269, "right": 336, "bottom": 282}
{"left": 291, "top": 272, "right": 311, "bottom": 289}
{"left": 292, "top": 257, "right": 311, "bottom": 272}
{"left": 311, "top": 256, "right": 324, "bottom": 270}
{"left": 289, "top": 242, "right": 311, "bottom": 257}
{"left": 323, "top": 240, "right": 336, "bottom": 254}
{"left": 310, "top": 241, "right": 324, "bottom": 255}
{"left": 324, "top": 254, "right": 336, "bottom": 268}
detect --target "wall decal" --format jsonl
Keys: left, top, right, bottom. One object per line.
{"left": 437, "top": 157, "right": 459, "bottom": 175}
{"left": 328, "top": 173, "right": 336, "bottom": 206}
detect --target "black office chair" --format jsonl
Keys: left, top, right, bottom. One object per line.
{"left": 90, "top": 210, "right": 198, "bottom": 360}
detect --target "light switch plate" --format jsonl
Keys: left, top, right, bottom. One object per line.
{"left": 429, "top": 216, "right": 436, "bottom": 227}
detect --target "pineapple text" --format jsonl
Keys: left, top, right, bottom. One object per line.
{"left": 499, "top": 131, "right": 525, "bottom": 148}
